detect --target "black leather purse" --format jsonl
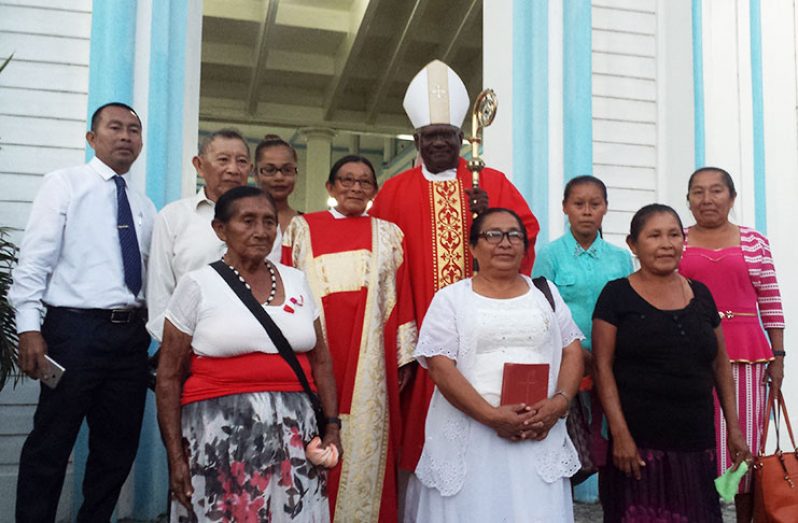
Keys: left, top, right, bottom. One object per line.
{"left": 532, "top": 276, "right": 596, "bottom": 484}
{"left": 209, "top": 261, "right": 327, "bottom": 436}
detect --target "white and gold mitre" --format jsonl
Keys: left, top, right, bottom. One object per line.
{"left": 403, "top": 60, "right": 469, "bottom": 130}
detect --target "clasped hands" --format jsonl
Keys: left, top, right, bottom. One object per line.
{"left": 489, "top": 396, "right": 568, "bottom": 442}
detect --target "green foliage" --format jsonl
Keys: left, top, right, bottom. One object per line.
{"left": 0, "top": 228, "right": 20, "bottom": 390}
{"left": 0, "top": 55, "right": 20, "bottom": 390}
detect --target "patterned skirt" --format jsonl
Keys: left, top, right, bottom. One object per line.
{"left": 715, "top": 362, "right": 768, "bottom": 494}
{"left": 171, "top": 391, "right": 329, "bottom": 523}
{"left": 599, "top": 448, "right": 722, "bottom": 523}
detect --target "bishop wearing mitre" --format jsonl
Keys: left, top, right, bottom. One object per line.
{"left": 370, "top": 59, "right": 540, "bottom": 475}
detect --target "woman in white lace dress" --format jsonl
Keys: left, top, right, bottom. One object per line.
{"left": 405, "top": 208, "right": 585, "bottom": 523}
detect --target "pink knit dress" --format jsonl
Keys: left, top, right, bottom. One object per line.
{"left": 679, "top": 226, "right": 785, "bottom": 492}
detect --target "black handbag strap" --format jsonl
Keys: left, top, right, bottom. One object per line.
{"left": 532, "top": 276, "right": 555, "bottom": 311}
{"left": 210, "top": 261, "right": 321, "bottom": 411}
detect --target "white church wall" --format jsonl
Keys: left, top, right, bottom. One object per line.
{"left": 761, "top": 0, "right": 798, "bottom": 440}
{"left": 0, "top": 1, "right": 92, "bottom": 518}
{"left": 592, "top": 0, "right": 659, "bottom": 247}
{"left": 656, "top": 0, "right": 695, "bottom": 226}
{"left": 0, "top": 1, "right": 92, "bottom": 246}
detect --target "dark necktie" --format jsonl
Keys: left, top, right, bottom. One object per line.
{"left": 113, "top": 175, "right": 142, "bottom": 296}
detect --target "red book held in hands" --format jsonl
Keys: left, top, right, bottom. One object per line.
{"left": 500, "top": 363, "right": 549, "bottom": 406}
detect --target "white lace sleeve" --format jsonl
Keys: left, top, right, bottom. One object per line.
{"left": 548, "top": 280, "right": 585, "bottom": 347}
{"left": 164, "top": 274, "right": 201, "bottom": 336}
{"left": 413, "top": 288, "right": 460, "bottom": 367}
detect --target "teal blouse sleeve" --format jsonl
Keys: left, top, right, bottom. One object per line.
{"left": 531, "top": 243, "right": 556, "bottom": 279}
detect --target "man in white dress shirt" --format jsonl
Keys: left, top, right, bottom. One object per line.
{"left": 145, "top": 128, "right": 251, "bottom": 341}
{"left": 9, "top": 102, "right": 157, "bottom": 522}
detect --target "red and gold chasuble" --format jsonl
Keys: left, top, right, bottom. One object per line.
{"left": 282, "top": 212, "right": 416, "bottom": 523}
{"left": 370, "top": 158, "right": 540, "bottom": 471}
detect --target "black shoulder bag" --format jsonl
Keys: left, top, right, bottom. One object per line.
{"left": 532, "top": 276, "right": 597, "bottom": 484}
{"left": 532, "top": 276, "right": 555, "bottom": 310}
{"left": 210, "top": 260, "right": 327, "bottom": 437}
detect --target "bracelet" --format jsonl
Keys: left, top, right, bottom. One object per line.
{"left": 325, "top": 416, "right": 342, "bottom": 428}
{"left": 553, "top": 390, "right": 571, "bottom": 403}
{"left": 773, "top": 350, "right": 786, "bottom": 357}
{"left": 553, "top": 390, "right": 571, "bottom": 418}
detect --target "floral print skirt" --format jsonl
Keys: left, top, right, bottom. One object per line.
{"left": 171, "top": 391, "right": 329, "bottom": 523}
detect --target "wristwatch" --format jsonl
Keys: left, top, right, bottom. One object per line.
{"left": 325, "top": 416, "right": 342, "bottom": 428}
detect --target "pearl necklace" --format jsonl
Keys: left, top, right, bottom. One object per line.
{"left": 224, "top": 256, "right": 278, "bottom": 305}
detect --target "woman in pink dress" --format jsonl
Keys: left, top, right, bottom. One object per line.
{"left": 678, "top": 167, "right": 785, "bottom": 522}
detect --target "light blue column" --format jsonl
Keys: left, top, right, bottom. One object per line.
{"left": 146, "top": 0, "right": 189, "bottom": 210}
{"left": 749, "top": 0, "right": 767, "bottom": 233}
{"left": 83, "top": 1, "right": 191, "bottom": 519}
{"left": 563, "top": 0, "right": 598, "bottom": 503}
{"left": 692, "top": 0, "right": 706, "bottom": 167}
{"left": 563, "top": 0, "right": 592, "bottom": 184}
{"left": 513, "top": 0, "right": 549, "bottom": 243}
{"left": 84, "top": 1, "right": 138, "bottom": 157}
{"left": 77, "top": 3, "right": 139, "bottom": 520}
{"left": 132, "top": 2, "right": 193, "bottom": 519}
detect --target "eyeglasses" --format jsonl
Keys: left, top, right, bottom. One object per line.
{"left": 259, "top": 165, "right": 298, "bottom": 177}
{"left": 479, "top": 229, "right": 524, "bottom": 245}
{"left": 336, "top": 176, "right": 375, "bottom": 190}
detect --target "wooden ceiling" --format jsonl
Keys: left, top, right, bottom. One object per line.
{"left": 200, "top": 0, "right": 483, "bottom": 138}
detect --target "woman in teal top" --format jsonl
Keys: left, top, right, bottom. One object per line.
{"left": 532, "top": 175, "right": 633, "bottom": 501}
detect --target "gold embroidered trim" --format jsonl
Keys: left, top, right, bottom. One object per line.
{"left": 333, "top": 219, "right": 405, "bottom": 522}
{"left": 283, "top": 217, "right": 328, "bottom": 341}
{"left": 430, "top": 179, "right": 468, "bottom": 291}
{"left": 397, "top": 321, "right": 418, "bottom": 367}
{"left": 426, "top": 60, "right": 451, "bottom": 125}
{"left": 312, "top": 250, "right": 371, "bottom": 296}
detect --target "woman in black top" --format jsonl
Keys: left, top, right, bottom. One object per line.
{"left": 593, "top": 204, "right": 750, "bottom": 522}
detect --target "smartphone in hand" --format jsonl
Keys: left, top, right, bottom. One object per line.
{"left": 39, "top": 355, "right": 65, "bottom": 389}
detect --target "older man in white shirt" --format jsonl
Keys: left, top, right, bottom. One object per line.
{"left": 145, "top": 129, "right": 251, "bottom": 341}
{"left": 9, "top": 102, "right": 157, "bottom": 522}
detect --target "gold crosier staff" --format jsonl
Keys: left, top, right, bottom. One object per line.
{"left": 467, "top": 88, "right": 498, "bottom": 219}
{"left": 467, "top": 89, "right": 497, "bottom": 272}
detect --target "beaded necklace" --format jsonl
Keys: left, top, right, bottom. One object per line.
{"left": 223, "top": 255, "right": 278, "bottom": 305}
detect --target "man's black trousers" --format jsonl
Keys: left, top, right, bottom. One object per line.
{"left": 16, "top": 307, "right": 149, "bottom": 523}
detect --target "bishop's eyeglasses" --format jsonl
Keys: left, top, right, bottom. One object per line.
{"left": 479, "top": 229, "right": 524, "bottom": 245}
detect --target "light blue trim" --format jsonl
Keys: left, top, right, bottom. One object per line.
{"left": 692, "top": 0, "right": 706, "bottom": 167}
{"left": 513, "top": 0, "right": 549, "bottom": 243}
{"left": 76, "top": 3, "right": 139, "bottom": 519}
{"left": 129, "top": 2, "right": 192, "bottom": 518}
{"left": 146, "top": 0, "right": 189, "bottom": 210}
{"left": 750, "top": 0, "right": 767, "bottom": 233}
{"left": 563, "top": 1, "right": 598, "bottom": 502}
{"left": 563, "top": 0, "right": 592, "bottom": 186}
{"left": 84, "top": 1, "right": 138, "bottom": 161}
